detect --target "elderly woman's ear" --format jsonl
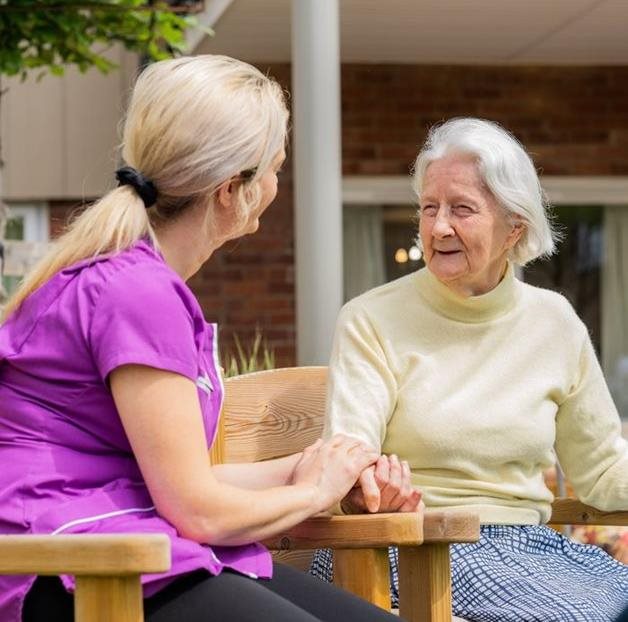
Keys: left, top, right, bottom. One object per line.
{"left": 506, "top": 219, "right": 526, "bottom": 251}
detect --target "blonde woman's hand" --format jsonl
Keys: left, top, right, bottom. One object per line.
{"left": 340, "top": 455, "right": 423, "bottom": 514}
{"left": 292, "top": 435, "right": 380, "bottom": 513}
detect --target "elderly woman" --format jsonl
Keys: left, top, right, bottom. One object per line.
{"left": 312, "top": 118, "right": 628, "bottom": 621}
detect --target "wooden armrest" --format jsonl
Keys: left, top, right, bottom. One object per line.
{"left": 262, "top": 512, "right": 423, "bottom": 550}
{"left": 550, "top": 498, "right": 628, "bottom": 526}
{"left": 422, "top": 510, "right": 480, "bottom": 544}
{"left": 0, "top": 534, "right": 171, "bottom": 576}
{"left": 262, "top": 509, "right": 480, "bottom": 551}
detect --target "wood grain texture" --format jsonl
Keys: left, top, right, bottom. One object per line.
{"left": 222, "top": 367, "right": 328, "bottom": 463}
{"left": 208, "top": 411, "right": 225, "bottom": 465}
{"left": 75, "top": 576, "right": 143, "bottom": 622}
{"left": 261, "top": 512, "right": 423, "bottom": 550}
{"left": 423, "top": 511, "right": 480, "bottom": 544}
{"left": 0, "top": 534, "right": 171, "bottom": 575}
{"left": 335, "top": 549, "right": 391, "bottom": 610}
{"left": 398, "top": 544, "right": 452, "bottom": 622}
{"left": 272, "top": 550, "right": 315, "bottom": 572}
{"left": 550, "top": 498, "right": 628, "bottom": 525}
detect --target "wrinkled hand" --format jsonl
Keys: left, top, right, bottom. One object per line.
{"left": 292, "top": 435, "right": 380, "bottom": 513}
{"left": 341, "top": 454, "right": 423, "bottom": 514}
{"left": 611, "top": 533, "right": 628, "bottom": 565}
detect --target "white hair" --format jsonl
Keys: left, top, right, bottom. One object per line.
{"left": 412, "top": 117, "right": 559, "bottom": 265}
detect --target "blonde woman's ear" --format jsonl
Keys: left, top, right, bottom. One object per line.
{"left": 215, "top": 179, "right": 235, "bottom": 210}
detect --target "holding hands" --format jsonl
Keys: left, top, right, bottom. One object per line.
{"left": 341, "top": 454, "right": 423, "bottom": 515}
{"left": 292, "top": 434, "right": 380, "bottom": 513}
{"left": 292, "top": 435, "right": 422, "bottom": 515}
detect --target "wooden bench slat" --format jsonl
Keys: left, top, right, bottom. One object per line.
{"left": 0, "top": 534, "right": 171, "bottom": 575}
{"left": 262, "top": 512, "right": 423, "bottom": 550}
{"left": 550, "top": 498, "right": 628, "bottom": 526}
{"left": 422, "top": 511, "right": 481, "bottom": 544}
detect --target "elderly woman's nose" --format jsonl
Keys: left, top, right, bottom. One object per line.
{"left": 432, "top": 209, "right": 455, "bottom": 236}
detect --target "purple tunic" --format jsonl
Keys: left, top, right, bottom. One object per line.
{"left": 0, "top": 240, "right": 272, "bottom": 621}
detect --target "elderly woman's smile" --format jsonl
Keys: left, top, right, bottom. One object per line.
{"left": 419, "top": 152, "right": 522, "bottom": 298}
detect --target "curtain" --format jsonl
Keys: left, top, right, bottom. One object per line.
{"left": 602, "top": 206, "right": 628, "bottom": 420}
{"left": 343, "top": 205, "right": 386, "bottom": 302}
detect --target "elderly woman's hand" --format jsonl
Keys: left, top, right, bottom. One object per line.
{"left": 340, "top": 454, "right": 423, "bottom": 514}
{"left": 611, "top": 531, "right": 628, "bottom": 565}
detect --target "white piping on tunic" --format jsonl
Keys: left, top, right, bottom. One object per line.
{"left": 209, "top": 548, "right": 256, "bottom": 577}
{"left": 209, "top": 323, "right": 225, "bottom": 449}
{"left": 196, "top": 373, "right": 214, "bottom": 394}
{"left": 50, "top": 505, "right": 156, "bottom": 535}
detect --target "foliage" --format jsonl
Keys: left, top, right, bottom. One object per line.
{"left": 0, "top": 0, "right": 209, "bottom": 78}
{"left": 223, "top": 329, "right": 276, "bottom": 378}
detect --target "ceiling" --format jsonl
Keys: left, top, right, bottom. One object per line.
{"left": 196, "top": 0, "right": 628, "bottom": 65}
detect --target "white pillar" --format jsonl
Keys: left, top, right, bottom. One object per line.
{"left": 291, "top": 0, "right": 343, "bottom": 365}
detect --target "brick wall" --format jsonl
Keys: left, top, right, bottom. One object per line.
{"left": 49, "top": 64, "right": 628, "bottom": 367}
{"left": 339, "top": 65, "right": 628, "bottom": 176}
{"left": 186, "top": 158, "right": 296, "bottom": 369}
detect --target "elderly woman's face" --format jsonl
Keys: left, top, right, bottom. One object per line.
{"left": 419, "top": 153, "right": 522, "bottom": 297}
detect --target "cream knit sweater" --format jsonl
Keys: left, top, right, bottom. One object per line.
{"left": 324, "top": 264, "right": 628, "bottom": 524}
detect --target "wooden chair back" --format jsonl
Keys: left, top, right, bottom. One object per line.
{"left": 217, "top": 366, "right": 327, "bottom": 463}
{"left": 214, "top": 366, "right": 328, "bottom": 570}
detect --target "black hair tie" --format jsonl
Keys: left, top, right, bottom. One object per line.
{"left": 115, "top": 166, "right": 158, "bottom": 209}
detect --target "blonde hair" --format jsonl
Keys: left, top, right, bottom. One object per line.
{"left": 3, "top": 55, "right": 288, "bottom": 319}
{"left": 412, "top": 117, "right": 559, "bottom": 265}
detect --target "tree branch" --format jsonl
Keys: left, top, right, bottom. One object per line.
{"left": 0, "top": 2, "right": 203, "bottom": 14}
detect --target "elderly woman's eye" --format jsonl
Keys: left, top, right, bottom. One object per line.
{"left": 421, "top": 205, "right": 437, "bottom": 216}
{"left": 454, "top": 205, "right": 474, "bottom": 215}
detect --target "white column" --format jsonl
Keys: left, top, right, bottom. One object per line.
{"left": 291, "top": 0, "right": 343, "bottom": 365}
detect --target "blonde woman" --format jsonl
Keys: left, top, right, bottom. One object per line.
{"left": 0, "top": 56, "right": 399, "bottom": 622}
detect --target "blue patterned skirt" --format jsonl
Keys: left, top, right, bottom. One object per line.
{"left": 309, "top": 525, "right": 628, "bottom": 622}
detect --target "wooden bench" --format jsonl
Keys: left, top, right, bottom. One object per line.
{"left": 217, "top": 366, "right": 481, "bottom": 622}
{"left": 217, "top": 366, "right": 628, "bottom": 622}
{"left": 0, "top": 533, "right": 170, "bottom": 622}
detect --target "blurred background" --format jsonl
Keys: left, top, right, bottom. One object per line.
{"left": 1, "top": 0, "right": 627, "bottom": 419}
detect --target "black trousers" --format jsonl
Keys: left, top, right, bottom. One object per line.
{"left": 23, "top": 562, "right": 400, "bottom": 622}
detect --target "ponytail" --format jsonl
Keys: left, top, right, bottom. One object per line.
{"left": 2, "top": 186, "right": 153, "bottom": 320}
{"left": 3, "top": 54, "right": 288, "bottom": 321}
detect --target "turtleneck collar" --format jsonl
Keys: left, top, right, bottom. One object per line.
{"left": 415, "top": 262, "right": 520, "bottom": 323}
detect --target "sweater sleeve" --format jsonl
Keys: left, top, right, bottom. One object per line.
{"left": 555, "top": 327, "right": 628, "bottom": 511}
{"left": 323, "top": 301, "right": 397, "bottom": 451}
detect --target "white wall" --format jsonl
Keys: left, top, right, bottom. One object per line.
{"left": 1, "top": 47, "right": 138, "bottom": 201}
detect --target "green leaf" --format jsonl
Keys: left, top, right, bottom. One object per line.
{"left": 0, "top": 0, "right": 210, "bottom": 78}
{"left": 222, "top": 329, "right": 277, "bottom": 378}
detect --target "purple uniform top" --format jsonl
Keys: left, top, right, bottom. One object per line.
{"left": 0, "top": 240, "right": 272, "bottom": 621}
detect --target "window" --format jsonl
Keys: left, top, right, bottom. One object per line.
{"left": 524, "top": 205, "right": 628, "bottom": 420}
{"left": 524, "top": 206, "right": 603, "bottom": 355}
{"left": 1, "top": 203, "right": 50, "bottom": 298}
